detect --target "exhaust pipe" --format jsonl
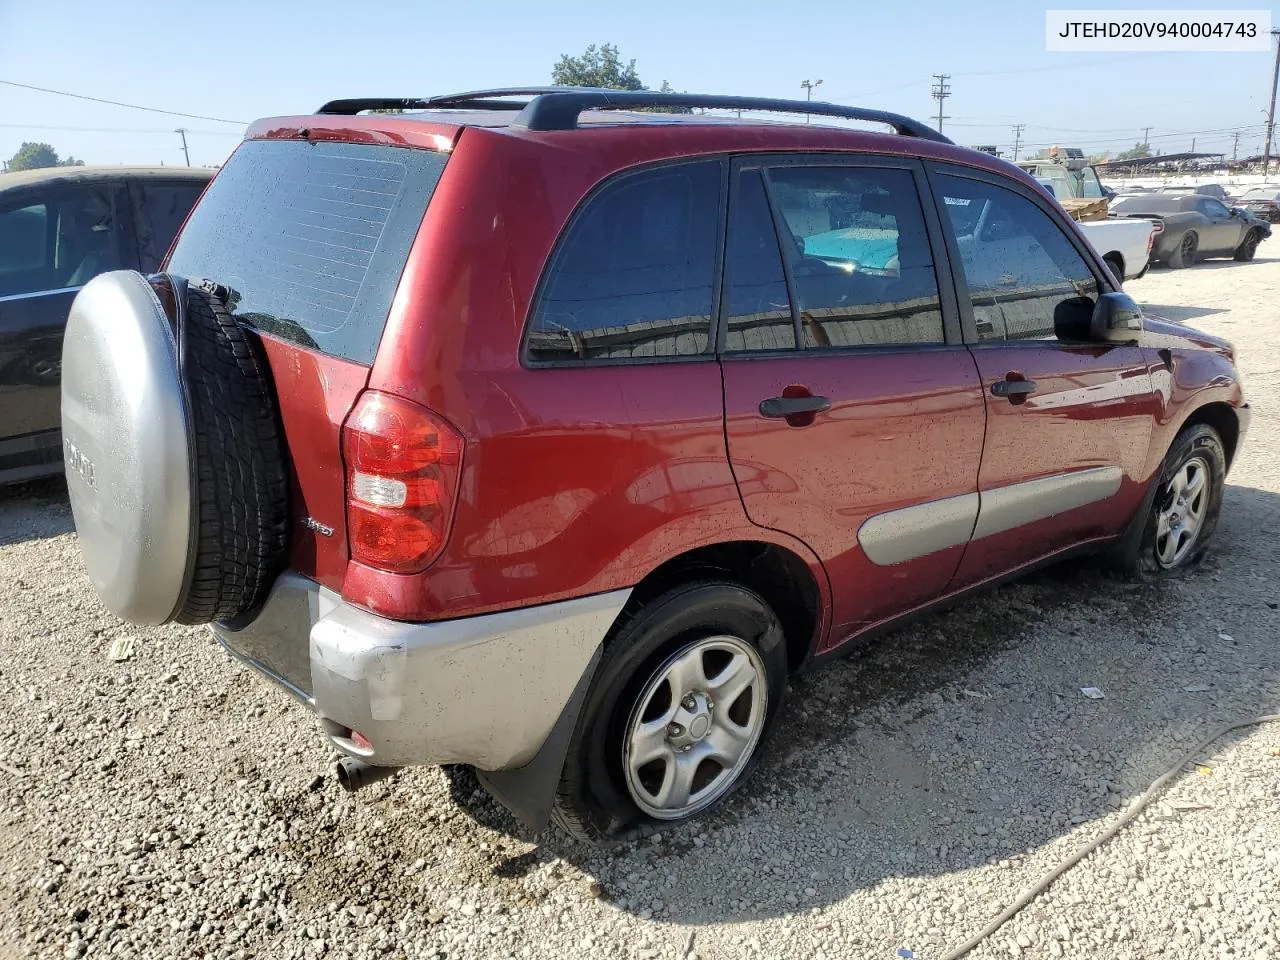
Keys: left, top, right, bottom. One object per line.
{"left": 335, "top": 756, "right": 400, "bottom": 792}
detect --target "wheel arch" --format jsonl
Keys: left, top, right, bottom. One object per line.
{"left": 1179, "top": 401, "right": 1241, "bottom": 470}
{"left": 625, "top": 540, "right": 825, "bottom": 674}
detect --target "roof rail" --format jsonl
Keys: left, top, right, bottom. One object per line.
{"left": 317, "top": 87, "right": 953, "bottom": 144}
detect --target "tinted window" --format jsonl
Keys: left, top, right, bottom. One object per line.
{"left": 723, "top": 169, "right": 795, "bottom": 352}
{"left": 167, "top": 140, "right": 447, "bottom": 364}
{"left": 768, "top": 166, "right": 944, "bottom": 348}
{"left": 138, "top": 181, "right": 206, "bottom": 272}
{"left": 0, "top": 204, "right": 49, "bottom": 289}
{"left": 0, "top": 186, "right": 123, "bottom": 298}
{"left": 1199, "top": 198, "right": 1231, "bottom": 218}
{"left": 937, "top": 175, "right": 1098, "bottom": 341}
{"left": 527, "top": 161, "right": 721, "bottom": 362}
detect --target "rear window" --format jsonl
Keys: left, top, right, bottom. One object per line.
{"left": 167, "top": 139, "right": 447, "bottom": 364}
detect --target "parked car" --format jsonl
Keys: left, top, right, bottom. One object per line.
{"left": 1237, "top": 185, "right": 1280, "bottom": 223}
{"left": 61, "top": 89, "right": 1249, "bottom": 842}
{"left": 1034, "top": 179, "right": 1154, "bottom": 281}
{"left": 0, "top": 166, "right": 211, "bottom": 484}
{"left": 1110, "top": 193, "right": 1271, "bottom": 267}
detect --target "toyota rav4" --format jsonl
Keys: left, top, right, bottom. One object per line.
{"left": 61, "top": 88, "right": 1249, "bottom": 842}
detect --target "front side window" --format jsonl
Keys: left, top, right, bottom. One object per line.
{"left": 0, "top": 186, "right": 122, "bottom": 299}
{"left": 528, "top": 161, "right": 722, "bottom": 362}
{"left": 1200, "top": 198, "right": 1231, "bottom": 218}
{"left": 767, "top": 165, "right": 945, "bottom": 348}
{"left": 937, "top": 174, "right": 1098, "bottom": 342}
{"left": 0, "top": 203, "right": 50, "bottom": 296}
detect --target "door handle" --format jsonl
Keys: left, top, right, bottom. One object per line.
{"left": 991, "top": 378, "right": 1038, "bottom": 398}
{"left": 759, "top": 395, "right": 832, "bottom": 419}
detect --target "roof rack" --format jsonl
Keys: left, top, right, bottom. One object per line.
{"left": 316, "top": 87, "right": 953, "bottom": 144}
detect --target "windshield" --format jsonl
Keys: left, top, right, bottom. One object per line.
{"left": 1078, "top": 167, "right": 1104, "bottom": 198}
{"left": 1240, "top": 188, "right": 1280, "bottom": 202}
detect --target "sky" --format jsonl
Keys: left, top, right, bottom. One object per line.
{"left": 1, "top": 0, "right": 1278, "bottom": 169}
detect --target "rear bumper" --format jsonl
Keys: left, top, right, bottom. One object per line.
{"left": 211, "top": 573, "right": 630, "bottom": 769}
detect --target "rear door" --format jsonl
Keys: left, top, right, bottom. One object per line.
{"left": 719, "top": 155, "right": 987, "bottom": 649}
{"left": 0, "top": 180, "right": 130, "bottom": 467}
{"left": 927, "top": 165, "right": 1158, "bottom": 588}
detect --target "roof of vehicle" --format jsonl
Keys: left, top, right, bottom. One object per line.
{"left": 1111, "top": 194, "right": 1199, "bottom": 214}
{"left": 245, "top": 88, "right": 1040, "bottom": 191}
{"left": 0, "top": 165, "right": 213, "bottom": 195}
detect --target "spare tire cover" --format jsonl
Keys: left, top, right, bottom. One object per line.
{"left": 62, "top": 270, "right": 193, "bottom": 624}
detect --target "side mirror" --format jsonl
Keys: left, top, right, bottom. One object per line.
{"left": 1090, "top": 291, "right": 1143, "bottom": 343}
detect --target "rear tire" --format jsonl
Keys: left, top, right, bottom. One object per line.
{"left": 1165, "top": 231, "right": 1198, "bottom": 269}
{"left": 1233, "top": 228, "right": 1261, "bottom": 262}
{"left": 1110, "top": 423, "right": 1225, "bottom": 581}
{"left": 1103, "top": 254, "right": 1125, "bottom": 286}
{"left": 552, "top": 581, "right": 788, "bottom": 843}
{"left": 176, "top": 283, "right": 291, "bottom": 624}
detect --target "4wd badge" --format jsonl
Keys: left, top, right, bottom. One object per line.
{"left": 64, "top": 438, "right": 95, "bottom": 488}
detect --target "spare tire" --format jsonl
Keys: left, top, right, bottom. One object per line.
{"left": 62, "top": 270, "right": 289, "bottom": 625}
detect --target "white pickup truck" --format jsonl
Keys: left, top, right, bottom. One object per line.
{"left": 1032, "top": 175, "right": 1156, "bottom": 282}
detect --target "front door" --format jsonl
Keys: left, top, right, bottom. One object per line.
{"left": 928, "top": 166, "right": 1158, "bottom": 588}
{"left": 1195, "top": 196, "right": 1241, "bottom": 255}
{"left": 718, "top": 156, "right": 987, "bottom": 649}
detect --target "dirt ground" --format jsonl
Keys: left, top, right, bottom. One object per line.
{"left": 1, "top": 253, "right": 1279, "bottom": 960}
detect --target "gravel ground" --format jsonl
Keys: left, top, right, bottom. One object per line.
{"left": 2, "top": 255, "right": 1279, "bottom": 960}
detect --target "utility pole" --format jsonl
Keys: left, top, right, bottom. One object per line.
{"left": 800, "top": 79, "right": 823, "bottom": 124}
{"left": 175, "top": 128, "right": 190, "bottom": 166}
{"left": 931, "top": 74, "right": 951, "bottom": 134}
{"left": 1232, "top": 130, "right": 1240, "bottom": 162}
{"left": 1263, "top": 29, "right": 1280, "bottom": 176}
{"left": 1011, "top": 123, "right": 1025, "bottom": 162}
{"left": 1142, "top": 126, "right": 1152, "bottom": 148}
{"left": 1190, "top": 137, "right": 1196, "bottom": 152}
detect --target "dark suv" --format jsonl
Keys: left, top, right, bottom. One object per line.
{"left": 62, "top": 89, "right": 1248, "bottom": 842}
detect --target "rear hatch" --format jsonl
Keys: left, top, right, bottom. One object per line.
{"left": 165, "top": 136, "right": 450, "bottom": 590}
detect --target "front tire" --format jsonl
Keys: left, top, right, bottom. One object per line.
{"left": 1112, "top": 423, "right": 1226, "bottom": 580}
{"left": 1233, "top": 228, "right": 1262, "bottom": 262}
{"left": 552, "top": 581, "right": 788, "bottom": 843}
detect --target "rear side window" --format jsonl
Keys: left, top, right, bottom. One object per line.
{"left": 167, "top": 139, "right": 447, "bottom": 364}
{"left": 136, "top": 181, "right": 206, "bottom": 272}
{"left": 527, "top": 161, "right": 722, "bottom": 363}
{"left": 768, "top": 165, "right": 945, "bottom": 349}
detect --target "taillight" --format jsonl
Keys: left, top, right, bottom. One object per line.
{"left": 341, "top": 391, "right": 463, "bottom": 574}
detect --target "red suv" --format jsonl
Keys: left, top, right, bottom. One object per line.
{"left": 61, "top": 88, "right": 1248, "bottom": 842}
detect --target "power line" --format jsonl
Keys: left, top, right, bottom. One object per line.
{"left": 0, "top": 79, "right": 246, "bottom": 125}
{"left": 0, "top": 123, "right": 237, "bottom": 135}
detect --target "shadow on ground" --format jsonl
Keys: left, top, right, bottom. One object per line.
{"left": 440, "top": 482, "right": 1280, "bottom": 925}
{"left": 0, "top": 476, "right": 72, "bottom": 547}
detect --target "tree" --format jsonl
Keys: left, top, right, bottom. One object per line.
{"left": 552, "top": 43, "right": 643, "bottom": 90}
{"left": 1116, "top": 142, "right": 1152, "bottom": 161}
{"left": 5, "top": 142, "right": 84, "bottom": 171}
